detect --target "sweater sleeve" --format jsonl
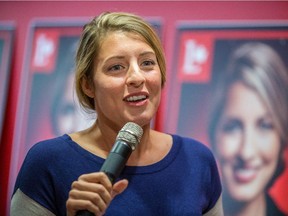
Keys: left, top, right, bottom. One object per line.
{"left": 12, "top": 140, "right": 59, "bottom": 214}
{"left": 11, "top": 189, "right": 56, "bottom": 216}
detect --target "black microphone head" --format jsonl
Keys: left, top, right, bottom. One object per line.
{"left": 116, "top": 122, "right": 143, "bottom": 150}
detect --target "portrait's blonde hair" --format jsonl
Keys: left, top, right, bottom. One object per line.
{"left": 75, "top": 12, "right": 166, "bottom": 112}
{"left": 208, "top": 42, "right": 288, "bottom": 148}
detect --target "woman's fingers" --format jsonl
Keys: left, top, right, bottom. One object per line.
{"left": 111, "top": 179, "right": 129, "bottom": 198}
{"left": 66, "top": 172, "right": 129, "bottom": 216}
{"left": 66, "top": 172, "right": 113, "bottom": 215}
{"left": 66, "top": 198, "right": 102, "bottom": 216}
{"left": 68, "top": 189, "right": 109, "bottom": 212}
{"left": 71, "top": 176, "right": 112, "bottom": 205}
{"left": 78, "top": 172, "right": 113, "bottom": 190}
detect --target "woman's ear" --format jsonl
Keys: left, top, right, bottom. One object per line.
{"left": 81, "top": 76, "right": 95, "bottom": 98}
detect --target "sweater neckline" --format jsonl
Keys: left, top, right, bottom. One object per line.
{"left": 62, "top": 134, "right": 181, "bottom": 174}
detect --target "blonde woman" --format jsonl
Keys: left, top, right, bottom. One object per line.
{"left": 11, "top": 12, "right": 223, "bottom": 216}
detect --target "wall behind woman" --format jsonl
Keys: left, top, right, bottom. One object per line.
{"left": 1, "top": 1, "right": 288, "bottom": 215}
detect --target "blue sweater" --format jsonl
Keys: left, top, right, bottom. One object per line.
{"left": 13, "top": 134, "right": 222, "bottom": 215}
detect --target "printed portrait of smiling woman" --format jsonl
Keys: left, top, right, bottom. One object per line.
{"left": 208, "top": 42, "right": 288, "bottom": 216}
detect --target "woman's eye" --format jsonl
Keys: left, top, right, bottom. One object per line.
{"left": 142, "top": 60, "right": 155, "bottom": 67}
{"left": 222, "top": 119, "right": 242, "bottom": 134}
{"left": 108, "top": 64, "right": 124, "bottom": 72}
{"left": 258, "top": 119, "right": 274, "bottom": 131}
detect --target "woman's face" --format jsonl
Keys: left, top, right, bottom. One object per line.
{"left": 85, "top": 31, "right": 162, "bottom": 128}
{"left": 215, "top": 82, "right": 281, "bottom": 202}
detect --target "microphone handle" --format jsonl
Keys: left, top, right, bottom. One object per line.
{"left": 100, "top": 141, "right": 132, "bottom": 184}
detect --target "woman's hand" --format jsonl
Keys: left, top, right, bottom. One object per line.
{"left": 66, "top": 172, "right": 128, "bottom": 216}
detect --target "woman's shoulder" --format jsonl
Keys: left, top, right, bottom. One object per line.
{"left": 152, "top": 131, "right": 214, "bottom": 159}
{"left": 171, "top": 134, "right": 218, "bottom": 168}
{"left": 17, "top": 135, "right": 76, "bottom": 183}
{"left": 172, "top": 134, "right": 213, "bottom": 154}
{"left": 26, "top": 134, "right": 72, "bottom": 161}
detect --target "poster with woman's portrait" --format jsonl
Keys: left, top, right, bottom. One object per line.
{"left": 165, "top": 22, "right": 288, "bottom": 215}
{"left": 14, "top": 20, "right": 91, "bottom": 162}
{"left": 8, "top": 19, "right": 91, "bottom": 200}
{"left": 0, "top": 23, "right": 14, "bottom": 140}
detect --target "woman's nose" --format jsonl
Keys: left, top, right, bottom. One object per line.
{"left": 238, "top": 128, "right": 257, "bottom": 160}
{"left": 126, "top": 64, "right": 145, "bottom": 88}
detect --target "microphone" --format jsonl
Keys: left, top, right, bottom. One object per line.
{"left": 76, "top": 122, "right": 143, "bottom": 216}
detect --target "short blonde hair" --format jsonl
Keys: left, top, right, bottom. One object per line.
{"left": 75, "top": 12, "right": 166, "bottom": 112}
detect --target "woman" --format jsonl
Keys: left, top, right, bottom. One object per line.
{"left": 11, "top": 12, "right": 223, "bottom": 216}
{"left": 208, "top": 42, "right": 288, "bottom": 216}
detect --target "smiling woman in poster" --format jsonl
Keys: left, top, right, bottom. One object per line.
{"left": 208, "top": 42, "right": 288, "bottom": 216}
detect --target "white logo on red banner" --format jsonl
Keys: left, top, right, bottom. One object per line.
{"left": 178, "top": 33, "right": 213, "bottom": 83}
{"left": 31, "top": 30, "right": 59, "bottom": 73}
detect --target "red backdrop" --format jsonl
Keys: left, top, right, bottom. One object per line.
{"left": 1, "top": 1, "right": 288, "bottom": 215}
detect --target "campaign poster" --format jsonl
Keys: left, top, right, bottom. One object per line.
{"left": 165, "top": 22, "right": 288, "bottom": 215}
{"left": 7, "top": 19, "right": 89, "bottom": 204}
